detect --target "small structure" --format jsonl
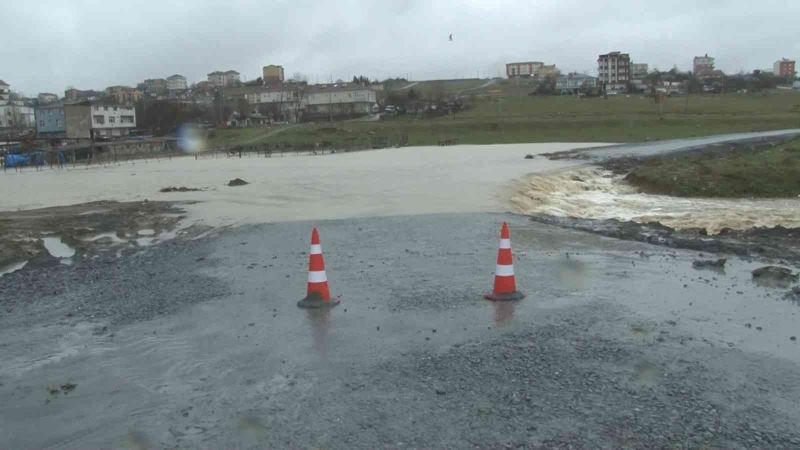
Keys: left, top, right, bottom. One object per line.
{"left": 166, "top": 74, "right": 188, "bottom": 92}
{"left": 556, "top": 73, "right": 598, "bottom": 94}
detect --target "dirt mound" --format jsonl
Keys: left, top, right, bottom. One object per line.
{"left": 160, "top": 186, "right": 201, "bottom": 193}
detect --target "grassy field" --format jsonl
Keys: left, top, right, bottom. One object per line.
{"left": 207, "top": 89, "right": 800, "bottom": 148}
{"left": 625, "top": 137, "right": 800, "bottom": 198}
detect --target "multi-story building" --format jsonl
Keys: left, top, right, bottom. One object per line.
{"left": 90, "top": 103, "right": 137, "bottom": 138}
{"left": 104, "top": 86, "right": 142, "bottom": 105}
{"left": 140, "top": 78, "right": 168, "bottom": 95}
{"left": 0, "top": 80, "right": 9, "bottom": 102}
{"left": 263, "top": 65, "right": 285, "bottom": 83}
{"left": 245, "top": 85, "right": 301, "bottom": 121}
{"left": 35, "top": 101, "right": 136, "bottom": 140}
{"left": 166, "top": 74, "right": 188, "bottom": 92}
{"left": 631, "top": 63, "right": 649, "bottom": 80}
{"left": 208, "top": 70, "right": 241, "bottom": 87}
{"left": 35, "top": 102, "right": 92, "bottom": 139}
{"left": 302, "top": 84, "right": 377, "bottom": 120}
{"left": 693, "top": 54, "right": 715, "bottom": 78}
{"left": 0, "top": 80, "right": 35, "bottom": 130}
{"left": 64, "top": 88, "right": 101, "bottom": 102}
{"left": 37, "top": 93, "right": 59, "bottom": 104}
{"left": 597, "top": 51, "right": 631, "bottom": 90}
{"left": 774, "top": 59, "right": 796, "bottom": 78}
{"left": 555, "top": 73, "right": 598, "bottom": 94}
{"left": 506, "top": 61, "right": 544, "bottom": 78}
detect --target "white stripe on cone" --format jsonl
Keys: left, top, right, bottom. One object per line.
{"left": 308, "top": 270, "right": 328, "bottom": 283}
{"left": 499, "top": 239, "right": 511, "bottom": 249}
{"left": 495, "top": 264, "right": 515, "bottom": 277}
{"left": 310, "top": 244, "right": 322, "bottom": 255}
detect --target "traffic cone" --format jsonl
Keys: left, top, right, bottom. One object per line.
{"left": 484, "top": 222, "right": 525, "bottom": 301}
{"left": 297, "top": 227, "right": 339, "bottom": 309}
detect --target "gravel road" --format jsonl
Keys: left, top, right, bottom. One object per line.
{"left": 1, "top": 213, "right": 799, "bottom": 448}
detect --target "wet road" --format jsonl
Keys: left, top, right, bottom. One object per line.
{"left": 1, "top": 213, "right": 799, "bottom": 448}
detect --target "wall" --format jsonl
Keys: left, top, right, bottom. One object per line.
{"left": 65, "top": 105, "right": 91, "bottom": 139}
{"left": 35, "top": 105, "right": 66, "bottom": 135}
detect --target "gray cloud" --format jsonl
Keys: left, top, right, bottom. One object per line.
{"left": 2, "top": 0, "right": 799, "bottom": 95}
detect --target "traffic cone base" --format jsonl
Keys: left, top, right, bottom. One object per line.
{"left": 297, "top": 291, "right": 341, "bottom": 309}
{"left": 485, "top": 222, "right": 524, "bottom": 302}
{"left": 484, "top": 291, "right": 525, "bottom": 302}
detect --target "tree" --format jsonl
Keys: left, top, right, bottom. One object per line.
{"left": 290, "top": 72, "right": 308, "bottom": 83}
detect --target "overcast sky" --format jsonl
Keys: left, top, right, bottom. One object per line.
{"left": 3, "top": 0, "right": 799, "bottom": 95}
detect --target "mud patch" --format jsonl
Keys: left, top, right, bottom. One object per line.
{"left": 0, "top": 200, "right": 188, "bottom": 268}
{"left": 527, "top": 214, "right": 800, "bottom": 264}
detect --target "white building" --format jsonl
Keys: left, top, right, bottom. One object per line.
{"left": 0, "top": 80, "right": 9, "bottom": 102}
{"left": 0, "top": 101, "right": 35, "bottom": 129}
{"left": 166, "top": 74, "right": 188, "bottom": 91}
{"left": 302, "top": 85, "right": 377, "bottom": 119}
{"left": 208, "top": 70, "right": 240, "bottom": 87}
{"left": 90, "top": 104, "right": 136, "bottom": 138}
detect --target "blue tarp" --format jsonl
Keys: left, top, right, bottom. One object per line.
{"left": 3, "top": 151, "right": 47, "bottom": 168}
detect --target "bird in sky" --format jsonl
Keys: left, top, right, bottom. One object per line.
{"left": 449, "top": 34, "right": 453, "bottom": 41}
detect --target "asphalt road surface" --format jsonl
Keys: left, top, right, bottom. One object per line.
{"left": 2, "top": 213, "right": 799, "bottom": 448}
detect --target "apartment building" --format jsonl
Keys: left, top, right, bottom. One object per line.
{"left": 631, "top": 63, "right": 649, "bottom": 80}
{"left": 167, "top": 74, "right": 188, "bottom": 92}
{"left": 506, "top": 62, "right": 544, "bottom": 78}
{"left": 35, "top": 102, "right": 92, "bottom": 139}
{"left": 597, "top": 51, "right": 631, "bottom": 90}
{"left": 693, "top": 54, "right": 715, "bottom": 77}
{"left": 208, "top": 70, "right": 240, "bottom": 87}
{"left": 0, "top": 80, "right": 35, "bottom": 129}
{"left": 263, "top": 65, "right": 285, "bottom": 83}
{"left": 556, "top": 73, "right": 598, "bottom": 94}
{"left": 90, "top": 104, "right": 137, "bottom": 138}
{"left": 104, "top": 86, "right": 142, "bottom": 105}
{"left": 774, "top": 59, "right": 796, "bottom": 78}
{"left": 302, "top": 84, "right": 376, "bottom": 120}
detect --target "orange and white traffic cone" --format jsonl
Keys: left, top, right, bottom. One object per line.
{"left": 297, "top": 227, "right": 340, "bottom": 309}
{"left": 484, "top": 222, "right": 525, "bottom": 301}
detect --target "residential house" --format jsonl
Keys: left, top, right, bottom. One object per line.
{"left": 140, "top": 78, "right": 168, "bottom": 95}
{"left": 37, "top": 93, "right": 59, "bottom": 104}
{"left": 263, "top": 65, "right": 285, "bottom": 83}
{"left": 104, "top": 86, "right": 142, "bottom": 105}
{"left": 208, "top": 70, "right": 240, "bottom": 87}
{"left": 555, "top": 73, "right": 598, "bottom": 94}
{"left": 90, "top": 103, "right": 137, "bottom": 138}
{"left": 64, "top": 88, "right": 101, "bottom": 102}
{"left": 631, "top": 63, "right": 649, "bottom": 80}
{"left": 245, "top": 85, "right": 301, "bottom": 121}
{"left": 301, "top": 84, "right": 377, "bottom": 120}
{"left": 167, "top": 74, "right": 188, "bottom": 92}
{"left": 597, "top": 51, "right": 631, "bottom": 91}
{"left": 35, "top": 102, "right": 92, "bottom": 139}
{"left": 774, "top": 59, "right": 796, "bottom": 78}
{"left": 0, "top": 81, "right": 35, "bottom": 130}
{"left": 0, "top": 80, "right": 9, "bottom": 102}
{"left": 506, "top": 62, "right": 544, "bottom": 79}
{"left": 693, "top": 54, "right": 715, "bottom": 78}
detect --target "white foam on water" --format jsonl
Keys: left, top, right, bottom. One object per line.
{"left": 511, "top": 167, "right": 800, "bottom": 234}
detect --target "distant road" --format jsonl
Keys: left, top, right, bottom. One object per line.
{"left": 573, "top": 128, "right": 800, "bottom": 161}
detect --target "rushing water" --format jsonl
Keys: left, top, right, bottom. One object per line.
{"left": 511, "top": 167, "right": 800, "bottom": 233}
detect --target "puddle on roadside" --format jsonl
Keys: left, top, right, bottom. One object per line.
{"left": 0, "top": 260, "right": 28, "bottom": 277}
{"left": 42, "top": 236, "right": 76, "bottom": 259}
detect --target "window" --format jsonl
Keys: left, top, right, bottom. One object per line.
{"left": 93, "top": 115, "right": 105, "bottom": 124}
{"left": 39, "top": 120, "right": 45, "bottom": 127}
{"left": 121, "top": 115, "right": 134, "bottom": 124}
{"left": 108, "top": 116, "right": 115, "bottom": 124}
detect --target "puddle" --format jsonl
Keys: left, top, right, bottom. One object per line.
{"left": 137, "top": 229, "right": 156, "bottom": 236}
{"left": 135, "top": 230, "right": 177, "bottom": 247}
{"left": 1, "top": 260, "right": 28, "bottom": 277}
{"left": 42, "top": 236, "right": 76, "bottom": 259}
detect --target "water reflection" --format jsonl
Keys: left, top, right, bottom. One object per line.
{"left": 493, "top": 301, "right": 515, "bottom": 327}
{"left": 305, "top": 308, "right": 332, "bottom": 357}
